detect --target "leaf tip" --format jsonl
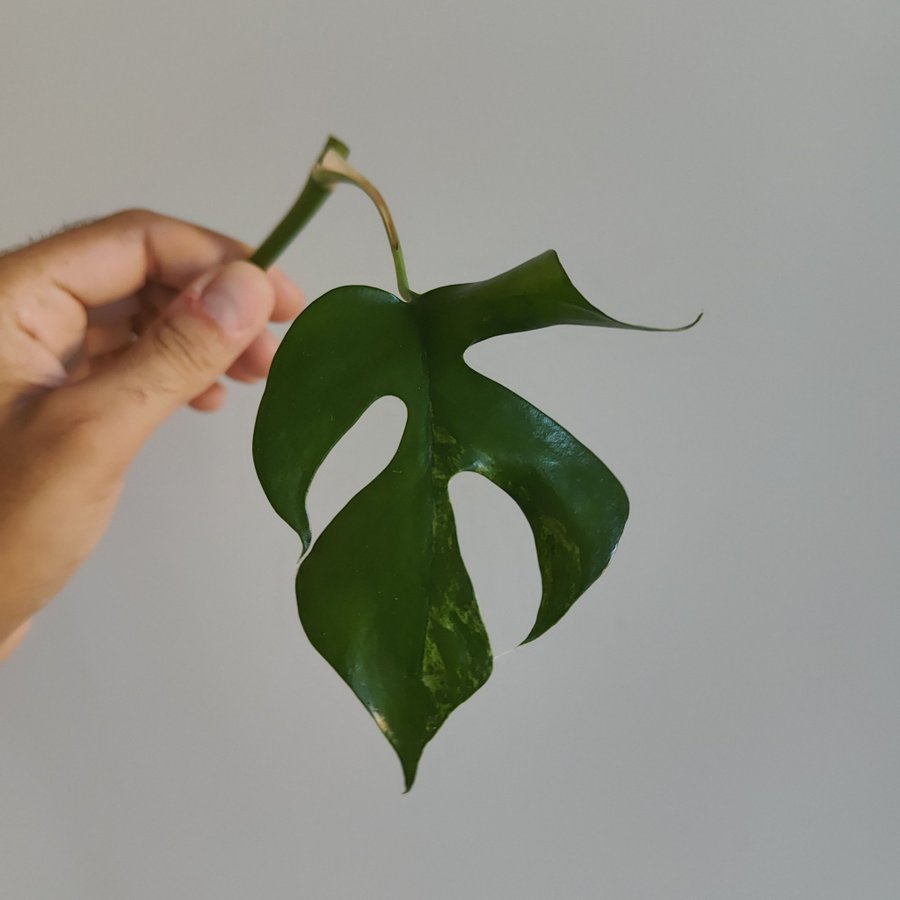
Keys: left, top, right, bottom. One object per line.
{"left": 368, "top": 707, "right": 422, "bottom": 792}
{"left": 670, "top": 311, "right": 703, "bottom": 332}
{"left": 518, "top": 625, "right": 544, "bottom": 648}
{"left": 398, "top": 746, "right": 422, "bottom": 794}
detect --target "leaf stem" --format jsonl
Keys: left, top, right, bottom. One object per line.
{"left": 250, "top": 136, "right": 414, "bottom": 302}
{"left": 250, "top": 136, "right": 349, "bottom": 271}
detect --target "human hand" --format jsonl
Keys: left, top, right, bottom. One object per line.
{"left": 0, "top": 209, "right": 304, "bottom": 659}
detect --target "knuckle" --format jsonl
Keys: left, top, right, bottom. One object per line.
{"left": 151, "top": 316, "right": 216, "bottom": 378}
{"left": 111, "top": 207, "right": 155, "bottom": 226}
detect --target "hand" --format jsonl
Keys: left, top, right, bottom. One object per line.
{"left": 0, "top": 209, "right": 304, "bottom": 660}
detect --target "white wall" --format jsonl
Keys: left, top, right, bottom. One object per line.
{"left": 1, "top": 1, "right": 898, "bottom": 897}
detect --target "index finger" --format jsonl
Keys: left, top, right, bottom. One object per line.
{"left": 0, "top": 209, "right": 304, "bottom": 319}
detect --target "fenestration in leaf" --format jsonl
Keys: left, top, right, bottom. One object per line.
{"left": 253, "top": 250, "right": 699, "bottom": 789}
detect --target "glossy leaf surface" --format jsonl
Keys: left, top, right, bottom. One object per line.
{"left": 253, "top": 250, "right": 696, "bottom": 788}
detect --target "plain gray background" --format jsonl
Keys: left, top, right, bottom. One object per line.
{"left": 2, "top": 1, "right": 898, "bottom": 897}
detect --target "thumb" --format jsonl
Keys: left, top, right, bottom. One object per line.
{"left": 69, "top": 260, "right": 276, "bottom": 457}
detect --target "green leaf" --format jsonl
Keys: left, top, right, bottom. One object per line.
{"left": 253, "top": 249, "right": 698, "bottom": 789}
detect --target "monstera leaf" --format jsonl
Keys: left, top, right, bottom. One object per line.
{"left": 250, "top": 138, "right": 698, "bottom": 789}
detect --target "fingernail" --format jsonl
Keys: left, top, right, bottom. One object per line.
{"left": 198, "top": 266, "right": 255, "bottom": 335}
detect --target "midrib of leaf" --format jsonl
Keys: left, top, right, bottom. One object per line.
{"left": 413, "top": 305, "right": 442, "bottom": 684}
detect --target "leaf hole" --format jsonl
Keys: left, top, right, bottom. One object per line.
{"left": 305, "top": 396, "right": 408, "bottom": 543}
{"left": 449, "top": 471, "right": 542, "bottom": 656}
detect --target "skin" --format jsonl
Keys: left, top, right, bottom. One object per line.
{"left": 0, "top": 209, "right": 305, "bottom": 661}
